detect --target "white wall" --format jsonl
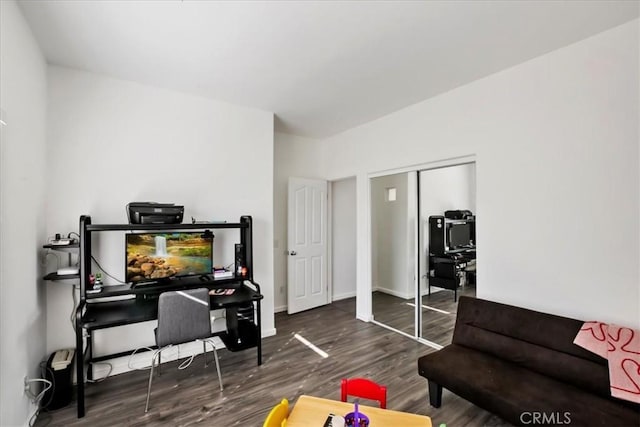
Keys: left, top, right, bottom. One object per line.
{"left": 371, "top": 173, "right": 412, "bottom": 298}
{"left": 331, "top": 177, "right": 357, "bottom": 301}
{"left": 315, "top": 20, "right": 639, "bottom": 327}
{"left": 420, "top": 163, "right": 476, "bottom": 220}
{"left": 273, "top": 132, "right": 325, "bottom": 311}
{"left": 0, "top": 1, "right": 48, "bottom": 425}
{"left": 45, "top": 67, "right": 275, "bottom": 368}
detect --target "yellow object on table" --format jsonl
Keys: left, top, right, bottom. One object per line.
{"left": 286, "top": 395, "right": 432, "bottom": 427}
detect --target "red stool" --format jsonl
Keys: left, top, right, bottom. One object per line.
{"left": 340, "top": 378, "right": 387, "bottom": 409}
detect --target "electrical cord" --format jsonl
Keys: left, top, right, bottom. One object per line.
{"left": 87, "top": 361, "right": 112, "bottom": 383}
{"left": 127, "top": 345, "right": 184, "bottom": 370}
{"left": 31, "top": 362, "right": 56, "bottom": 427}
{"left": 44, "top": 251, "right": 61, "bottom": 269}
{"left": 25, "top": 377, "right": 53, "bottom": 427}
{"left": 74, "top": 330, "right": 113, "bottom": 382}
{"left": 128, "top": 347, "right": 157, "bottom": 371}
{"left": 90, "top": 255, "right": 126, "bottom": 284}
{"left": 38, "top": 361, "right": 55, "bottom": 410}
{"left": 178, "top": 354, "right": 196, "bottom": 370}
{"left": 25, "top": 378, "right": 52, "bottom": 404}
{"left": 127, "top": 345, "right": 198, "bottom": 372}
{"left": 70, "top": 284, "right": 79, "bottom": 332}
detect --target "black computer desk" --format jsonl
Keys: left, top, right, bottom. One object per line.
{"left": 428, "top": 249, "right": 476, "bottom": 301}
{"left": 74, "top": 277, "right": 263, "bottom": 418}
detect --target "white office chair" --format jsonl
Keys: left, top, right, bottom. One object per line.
{"left": 145, "top": 288, "right": 223, "bottom": 413}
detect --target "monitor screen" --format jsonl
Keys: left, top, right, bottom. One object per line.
{"left": 447, "top": 223, "right": 473, "bottom": 250}
{"left": 125, "top": 232, "right": 213, "bottom": 283}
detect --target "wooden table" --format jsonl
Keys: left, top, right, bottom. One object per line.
{"left": 287, "top": 395, "right": 432, "bottom": 427}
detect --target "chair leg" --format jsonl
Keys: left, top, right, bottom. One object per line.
{"left": 203, "top": 341, "right": 207, "bottom": 367}
{"left": 145, "top": 350, "right": 161, "bottom": 413}
{"left": 212, "top": 347, "right": 223, "bottom": 391}
{"left": 428, "top": 380, "right": 442, "bottom": 408}
{"left": 203, "top": 339, "right": 223, "bottom": 391}
{"left": 203, "top": 340, "right": 211, "bottom": 368}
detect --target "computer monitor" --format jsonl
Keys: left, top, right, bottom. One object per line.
{"left": 125, "top": 232, "right": 213, "bottom": 284}
{"left": 447, "top": 222, "right": 474, "bottom": 251}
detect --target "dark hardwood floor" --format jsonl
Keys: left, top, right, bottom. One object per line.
{"left": 36, "top": 296, "right": 508, "bottom": 427}
{"left": 372, "top": 285, "right": 476, "bottom": 346}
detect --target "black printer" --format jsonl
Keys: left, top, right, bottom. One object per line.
{"left": 126, "top": 202, "right": 184, "bottom": 224}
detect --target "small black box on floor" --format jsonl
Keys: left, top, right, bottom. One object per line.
{"left": 43, "top": 350, "right": 75, "bottom": 410}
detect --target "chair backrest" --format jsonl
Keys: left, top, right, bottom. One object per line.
{"left": 263, "top": 398, "right": 288, "bottom": 427}
{"left": 341, "top": 378, "right": 387, "bottom": 409}
{"left": 156, "top": 288, "right": 211, "bottom": 347}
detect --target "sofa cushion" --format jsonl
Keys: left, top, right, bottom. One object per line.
{"left": 418, "top": 344, "right": 639, "bottom": 426}
{"left": 452, "top": 297, "right": 611, "bottom": 398}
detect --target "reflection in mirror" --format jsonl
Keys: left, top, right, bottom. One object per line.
{"left": 419, "top": 162, "right": 477, "bottom": 347}
{"left": 370, "top": 172, "right": 416, "bottom": 336}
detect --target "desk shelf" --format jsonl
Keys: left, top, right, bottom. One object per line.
{"left": 85, "top": 277, "right": 248, "bottom": 300}
{"left": 44, "top": 272, "right": 80, "bottom": 281}
{"left": 82, "top": 298, "right": 156, "bottom": 329}
{"left": 80, "top": 282, "right": 261, "bottom": 329}
{"left": 86, "top": 222, "right": 247, "bottom": 231}
{"left": 43, "top": 242, "right": 79, "bottom": 250}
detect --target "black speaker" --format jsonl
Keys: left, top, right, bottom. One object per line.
{"left": 235, "top": 243, "right": 245, "bottom": 277}
{"left": 429, "top": 216, "right": 446, "bottom": 255}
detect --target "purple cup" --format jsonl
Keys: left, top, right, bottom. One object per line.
{"left": 344, "top": 411, "right": 370, "bottom": 427}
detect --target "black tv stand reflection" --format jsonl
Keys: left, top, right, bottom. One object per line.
{"left": 428, "top": 250, "right": 475, "bottom": 301}
{"left": 428, "top": 213, "right": 476, "bottom": 301}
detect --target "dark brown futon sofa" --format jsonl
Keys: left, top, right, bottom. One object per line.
{"left": 418, "top": 297, "right": 639, "bottom": 426}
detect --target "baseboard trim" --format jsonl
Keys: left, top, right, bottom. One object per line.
{"left": 91, "top": 337, "right": 226, "bottom": 379}
{"left": 356, "top": 313, "right": 371, "bottom": 322}
{"left": 91, "top": 327, "right": 277, "bottom": 380}
{"left": 332, "top": 291, "right": 356, "bottom": 301}
{"left": 374, "top": 286, "right": 413, "bottom": 300}
{"left": 275, "top": 292, "right": 357, "bottom": 312}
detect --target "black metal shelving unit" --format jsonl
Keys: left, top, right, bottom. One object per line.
{"left": 74, "top": 215, "right": 262, "bottom": 418}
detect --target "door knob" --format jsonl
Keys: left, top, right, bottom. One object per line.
{"left": 290, "top": 251, "right": 297, "bottom": 256}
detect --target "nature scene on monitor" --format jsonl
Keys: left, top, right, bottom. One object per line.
{"left": 126, "top": 233, "right": 212, "bottom": 283}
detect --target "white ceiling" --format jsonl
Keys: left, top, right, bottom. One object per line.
{"left": 18, "top": 1, "right": 639, "bottom": 138}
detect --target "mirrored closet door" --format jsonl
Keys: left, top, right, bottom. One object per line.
{"left": 419, "top": 162, "right": 477, "bottom": 346}
{"left": 370, "top": 172, "right": 418, "bottom": 336}
{"left": 370, "top": 161, "right": 477, "bottom": 346}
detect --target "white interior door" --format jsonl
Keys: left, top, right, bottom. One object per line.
{"left": 287, "top": 177, "right": 328, "bottom": 314}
